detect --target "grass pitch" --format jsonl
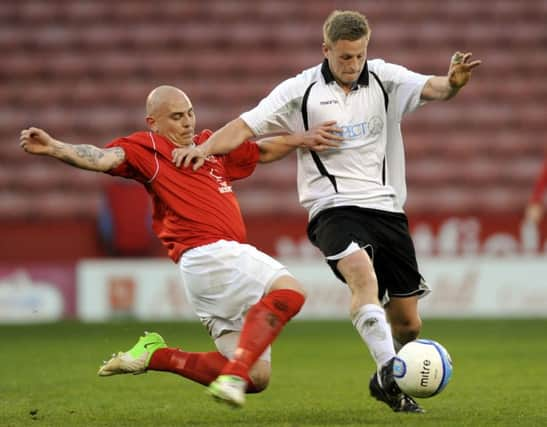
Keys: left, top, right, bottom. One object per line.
{"left": 1, "top": 319, "right": 546, "bottom": 427}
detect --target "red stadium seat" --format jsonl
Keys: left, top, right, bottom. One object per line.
{"left": 1, "top": 0, "right": 546, "bottom": 221}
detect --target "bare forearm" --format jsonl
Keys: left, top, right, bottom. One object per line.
{"left": 258, "top": 121, "right": 344, "bottom": 162}
{"left": 48, "top": 140, "right": 123, "bottom": 172}
{"left": 421, "top": 76, "right": 459, "bottom": 101}
{"left": 201, "top": 118, "right": 255, "bottom": 156}
{"left": 257, "top": 136, "right": 296, "bottom": 163}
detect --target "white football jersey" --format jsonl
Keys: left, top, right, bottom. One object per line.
{"left": 241, "top": 59, "right": 431, "bottom": 220}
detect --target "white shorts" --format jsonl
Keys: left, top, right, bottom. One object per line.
{"left": 179, "top": 240, "right": 292, "bottom": 341}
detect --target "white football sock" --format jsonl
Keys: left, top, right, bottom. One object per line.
{"left": 352, "top": 304, "right": 396, "bottom": 370}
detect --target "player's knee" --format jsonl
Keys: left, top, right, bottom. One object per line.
{"left": 393, "top": 317, "right": 422, "bottom": 344}
{"left": 269, "top": 275, "right": 307, "bottom": 299}
{"left": 248, "top": 364, "right": 271, "bottom": 393}
{"left": 249, "top": 373, "right": 270, "bottom": 392}
{"left": 338, "top": 253, "right": 377, "bottom": 290}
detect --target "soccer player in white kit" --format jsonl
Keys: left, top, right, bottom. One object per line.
{"left": 176, "top": 10, "right": 481, "bottom": 413}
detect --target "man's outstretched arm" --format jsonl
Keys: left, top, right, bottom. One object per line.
{"left": 196, "top": 118, "right": 255, "bottom": 160}
{"left": 172, "top": 119, "right": 343, "bottom": 170}
{"left": 421, "top": 51, "right": 482, "bottom": 101}
{"left": 20, "top": 127, "right": 125, "bottom": 172}
{"left": 257, "top": 121, "right": 344, "bottom": 163}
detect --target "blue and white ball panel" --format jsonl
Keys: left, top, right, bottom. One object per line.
{"left": 393, "top": 339, "right": 453, "bottom": 398}
{"left": 416, "top": 339, "right": 453, "bottom": 394}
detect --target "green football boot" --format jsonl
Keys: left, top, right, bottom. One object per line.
{"left": 98, "top": 331, "right": 167, "bottom": 376}
{"left": 208, "top": 375, "right": 247, "bottom": 408}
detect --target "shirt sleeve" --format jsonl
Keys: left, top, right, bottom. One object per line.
{"left": 240, "top": 71, "right": 313, "bottom": 136}
{"left": 369, "top": 59, "right": 432, "bottom": 122}
{"left": 222, "top": 140, "right": 260, "bottom": 181}
{"left": 104, "top": 138, "right": 149, "bottom": 183}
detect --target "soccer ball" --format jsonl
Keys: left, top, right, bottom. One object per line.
{"left": 392, "top": 339, "right": 453, "bottom": 398}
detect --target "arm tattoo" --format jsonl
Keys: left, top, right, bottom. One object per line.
{"left": 106, "top": 147, "right": 125, "bottom": 163}
{"left": 51, "top": 144, "right": 124, "bottom": 171}
{"left": 73, "top": 145, "right": 105, "bottom": 166}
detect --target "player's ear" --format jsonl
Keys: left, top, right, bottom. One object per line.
{"left": 146, "top": 116, "right": 156, "bottom": 131}
{"left": 322, "top": 42, "right": 329, "bottom": 58}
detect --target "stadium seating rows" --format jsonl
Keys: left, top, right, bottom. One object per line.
{"left": 1, "top": 0, "right": 545, "bottom": 218}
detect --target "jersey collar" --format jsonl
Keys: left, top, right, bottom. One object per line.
{"left": 321, "top": 59, "right": 370, "bottom": 90}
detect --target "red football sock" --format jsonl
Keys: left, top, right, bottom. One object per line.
{"left": 149, "top": 349, "right": 226, "bottom": 385}
{"left": 221, "top": 289, "right": 305, "bottom": 379}
{"left": 148, "top": 348, "right": 259, "bottom": 392}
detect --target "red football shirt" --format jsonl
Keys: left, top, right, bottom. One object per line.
{"left": 105, "top": 129, "right": 260, "bottom": 262}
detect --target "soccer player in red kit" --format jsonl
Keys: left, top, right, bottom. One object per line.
{"left": 19, "top": 85, "right": 342, "bottom": 407}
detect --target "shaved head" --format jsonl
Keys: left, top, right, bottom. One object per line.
{"left": 146, "top": 85, "right": 190, "bottom": 117}
{"left": 145, "top": 85, "right": 196, "bottom": 146}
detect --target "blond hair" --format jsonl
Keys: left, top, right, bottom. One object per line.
{"left": 323, "top": 10, "right": 370, "bottom": 46}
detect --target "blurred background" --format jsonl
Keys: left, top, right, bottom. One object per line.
{"left": 1, "top": 0, "right": 546, "bottom": 322}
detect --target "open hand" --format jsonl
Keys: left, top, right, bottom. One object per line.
{"left": 302, "top": 120, "right": 344, "bottom": 152}
{"left": 448, "top": 52, "right": 482, "bottom": 89}
{"left": 172, "top": 145, "right": 207, "bottom": 170}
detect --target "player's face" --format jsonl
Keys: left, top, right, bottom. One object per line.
{"left": 323, "top": 36, "right": 369, "bottom": 90}
{"left": 150, "top": 94, "right": 196, "bottom": 146}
